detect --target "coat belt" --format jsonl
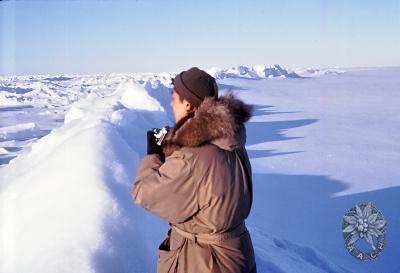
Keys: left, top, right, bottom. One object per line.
{"left": 171, "top": 222, "right": 247, "bottom": 244}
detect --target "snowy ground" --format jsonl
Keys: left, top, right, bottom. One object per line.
{"left": 0, "top": 66, "right": 399, "bottom": 273}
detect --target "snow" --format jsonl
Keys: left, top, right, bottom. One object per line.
{"left": 1, "top": 125, "right": 111, "bottom": 273}
{"left": 1, "top": 66, "right": 399, "bottom": 273}
{"left": 118, "top": 81, "right": 164, "bottom": 111}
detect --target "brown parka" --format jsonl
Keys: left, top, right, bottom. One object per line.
{"left": 132, "top": 93, "right": 257, "bottom": 273}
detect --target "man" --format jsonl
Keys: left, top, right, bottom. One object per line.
{"left": 132, "top": 67, "right": 257, "bottom": 273}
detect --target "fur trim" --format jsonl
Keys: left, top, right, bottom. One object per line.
{"left": 163, "top": 93, "right": 252, "bottom": 156}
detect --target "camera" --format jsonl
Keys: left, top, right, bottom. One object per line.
{"left": 152, "top": 126, "right": 170, "bottom": 146}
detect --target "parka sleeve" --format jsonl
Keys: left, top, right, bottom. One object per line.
{"left": 131, "top": 151, "right": 199, "bottom": 224}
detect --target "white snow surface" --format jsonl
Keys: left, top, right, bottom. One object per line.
{"left": 1, "top": 66, "right": 399, "bottom": 273}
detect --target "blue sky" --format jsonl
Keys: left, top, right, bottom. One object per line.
{"left": 1, "top": 0, "right": 399, "bottom": 75}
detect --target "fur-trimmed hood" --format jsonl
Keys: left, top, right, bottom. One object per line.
{"left": 163, "top": 93, "right": 253, "bottom": 156}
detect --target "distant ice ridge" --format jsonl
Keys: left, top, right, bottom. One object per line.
{"left": 207, "top": 64, "right": 302, "bottom": 79}
{"left": 0, "top": 73, "right": 176, "bottom": 108}
{"left": 0, "top": 65, "right": 344, "bottom": 107}
{"left": 206, "top": 65, "right": 345, "bottom": 80}
{"left": 292, "top": 67, "right": 345, "bottom": 76}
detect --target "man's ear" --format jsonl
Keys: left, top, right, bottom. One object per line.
{"left": 185, "top": 102, "right": 195, "bottom": 113}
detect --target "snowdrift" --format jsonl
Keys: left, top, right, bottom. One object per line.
{"left": 0, "top": 81, "right": 170, "bottom": 273}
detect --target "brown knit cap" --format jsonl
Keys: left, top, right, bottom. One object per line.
{"left": 172, "top": 67, "right": 218, "bottom": 107}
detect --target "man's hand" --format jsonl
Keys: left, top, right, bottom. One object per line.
{"left": 147, "top": 130, "right": 165, "bottom": 161}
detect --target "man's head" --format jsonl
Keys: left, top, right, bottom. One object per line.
{"left": 171, "top": 67, "right": 218, "bottom": 122}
